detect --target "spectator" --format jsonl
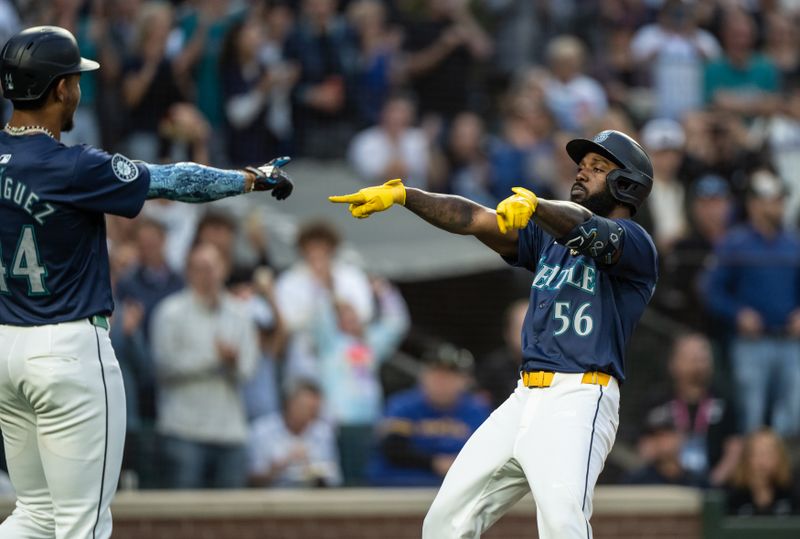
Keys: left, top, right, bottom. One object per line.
{"left": 174, "top": 0, "right": 243, "bottom": 140}
{"left": 248, "top": 380, "right": 342, "bottom": 488}
{"left": 276, "top": 220, "right": 374, "bottom": 334}
{"left": 445, "top": 111, "right": 493, "bottom": 205}
{"left": 313, "top": 278, "right": 410, "bottom": 485}
{"left": 348, "top": 91, "right": 430, "bottom": 189}
{"left": 704, "top": 7, "right": 781, "bottom": 119}
{"left": 630, "top": 0, "right": 720, "bottom": 120}
{"left": 762, "top": 11, "right": 800, "bottom": 91}
{"left": 219, "top": 19, "right": 280, "bottom": 167}
{"left": 681, "top": 111, "right": 764, "bottom": 198}
{"left": 219, "top": 10, "right": 299, "bottom": 167}
{"left": 727, "top": 429, "right": 796, "bottom": 516}
{"left": 476, "top": 298, "right": 527, "bottom": 410}
{"left": 116, "top": 218, "right": 185, "bottom": 342}
{"left": 348, "top": 0, "right": 402, "bottom": 126}
{"left": 488, "top": 90, "right": 558, "bottom": 203}
{"left": 40, "top": 0, "right": 113, "bottom": 147}
{"left": 641, "top": 334, "right": 742, "bottom": 487}
{"left": 113, "top": 217, "right": 184, "bottom": 486}
{"left": 624, "top": 411, "right": 707, "bottom": 487}
{"left": 766, "top": 86, "right": 800, "bottom": 227}
{"left": 276, "top": 220, "right": 375, "bottom": 387}
{"left": 656, "top": 174, "right": 732, "bottom": 331}
{"left": 151, "top": 243, "right": 258, "bottom": 488}
{"left": 192, "top": 211, "right": 273, "bottom": 284}
{"left": 401, "top": 0, "right": 492, "bottom": 123}
{"left": 285, "top": 0, "right": 360, "bottom": 159}
{"left": 703, "top": 170, "right": 800, "bottom": 437}
{"left": 258, "top": 0, "right": 298, "bottom": 156}
{"left": 542, "top": 34, "right": 608, "bottom": 132}
{"left": 368, "top": 344, "right": 490, "bottom": 486}
{"left": 140, "top": 199, "right": 201, "bottom": 273}
{"left": 121, "top": 1, "right": 207, "bottom": 163}
{"left": 482, "top": 0, "right": 539, "bottom": 86}
{"left": 592, "top": 27, "right": 638, "bottom": 111}
{"left": 636, "top": 118, "right": 688, "bottom": 253}
{"left": 234, "top": 267, "right": 289, "bottom": 423}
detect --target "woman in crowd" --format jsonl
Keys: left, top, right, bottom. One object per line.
{"left": 727, "top": 428, "right": 797, "bottom": 516}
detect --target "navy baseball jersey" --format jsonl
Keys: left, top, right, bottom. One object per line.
{"left": 506, "top": 219, "right": 658, "bottom": 381}
{"left": 0, "top": 133, "right": 150, "bottom": 325}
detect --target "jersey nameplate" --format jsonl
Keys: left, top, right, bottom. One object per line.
{"left": 0, "top": 171, "right": 55, "bottom": 225}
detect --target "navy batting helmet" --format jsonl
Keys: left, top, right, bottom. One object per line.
{"left": 0, "top": 26, "right": 99, "bottom": 102}
{"left": 566, "top": 130, "right": 653, "bottom": 212}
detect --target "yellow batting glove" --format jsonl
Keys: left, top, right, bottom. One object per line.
{"left": 495, "top": 187, "right": 539, "bottom": 234}
{"left": 328, "top": 178, "right": 406, "bottom": 219}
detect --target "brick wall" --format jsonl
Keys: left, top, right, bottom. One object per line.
{"left": 111, "top": 513, "right": 701, "bottom": 539}
{"left": 0, "top": 487, "right": 702, "bottom": 539}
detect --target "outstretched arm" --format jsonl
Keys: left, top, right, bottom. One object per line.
{"left": 145, "top": 157, "right": 294, "bottom": 203}
{"left": 329, "top": 180, "right": 517, "bottom": 257}
{"left": 403, "top": 188, "right": 517, "bottom": 257}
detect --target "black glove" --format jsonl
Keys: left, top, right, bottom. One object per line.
{"left": 246, "top": 156, "right": 294, "bottom": 200}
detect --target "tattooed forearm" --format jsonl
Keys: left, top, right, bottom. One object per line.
{"left": 145, "top": 162, "right": 246, "bottom": 202}
{"left": 404, "top": 188, "right": 479, "bottom": 234}
{"left": 533, "top": 199, "right": 592, "bottom": 239}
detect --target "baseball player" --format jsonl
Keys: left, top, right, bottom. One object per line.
{"left": 330, "top": 130, "right": 658, "bottom": 538}
{"left": 0, "top": 27, "right": 294, "bottom": 539}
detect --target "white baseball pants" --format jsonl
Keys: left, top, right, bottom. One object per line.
{"left": 423, "top": 372, "right": 620, "bottom": 539}
{"left": 0, "top": 319, "right": 125, "bottom": 539}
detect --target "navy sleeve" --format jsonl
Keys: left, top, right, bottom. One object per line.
{"left": 604, "top": 219, "right": 658, "bottom": 284}
{"left": 502, "top": 222, "right": 546, "bottom": 272}
{"left": 70, "top": 146, "right": 151, "bottom": 218}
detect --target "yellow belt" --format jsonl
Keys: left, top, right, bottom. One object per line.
{"left": 521, "top": 370, "right": 611, "bottom": 388}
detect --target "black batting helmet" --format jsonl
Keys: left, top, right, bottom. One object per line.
{"left": 566, "top": 130, "right": 653, "bottom": 212}
{"left": 0, "top": 26, "right": 99, "bottom": 102}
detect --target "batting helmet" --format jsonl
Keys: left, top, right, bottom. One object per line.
{"left": 566, "top": 130, "right": 653, "bottom": 212}
{"left": 0, "top": 26, "right": 99, "bottom": 102}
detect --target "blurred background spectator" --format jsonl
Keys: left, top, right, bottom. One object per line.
{"left": 726, "top": 429, "right": 796, "bottom": 516}
{"left": 703, "top": 170, "right": 800, "bottom": 438}
{"left": 638, "top": 334, "right": 741, "bottom": 488}
{"left": 368, "top": 344, "right": 489, "bottom": 486}
{"left": 624, "top": 409, "right": 708, "bottom": 488}
{"left": 247, "top": 379, "right": 341, "bottom": 488}
{"left": 400, "top": 0, "right": 491, "bottom": 126}
{"left": 630, "top": 0, "right": 720, "bottom": 121}
{"left": 543, "top": 34, "right": 608, "bottom": 133}
{"left": 348, "top": 91, "right": 430, "bottom": 189}
{"left": 285, "top": 0, "right": 359, "bottom": 159}
{"left": 313, "top": 277, "right": 409, "bottom": 485}
{"left": 151, "top": 243, "right": 258, "bottom": 488}
{"left": 636, "top": 117, "right": 689, "bottom": 253}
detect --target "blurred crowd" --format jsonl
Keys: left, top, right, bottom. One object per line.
{"left": 1, "top": 0, "right": 800, "bottom": 517}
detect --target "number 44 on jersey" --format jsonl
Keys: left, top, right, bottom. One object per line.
{"left": 0, "top": 226, "right": 48, "bottom": 295}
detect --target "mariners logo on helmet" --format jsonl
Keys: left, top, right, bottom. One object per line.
{"left": 593, "top": 131, "right": 611, "bottom": 144}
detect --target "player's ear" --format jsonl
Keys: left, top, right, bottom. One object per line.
{"left": 52, "top": 76, "right": 68, "bottom": 104}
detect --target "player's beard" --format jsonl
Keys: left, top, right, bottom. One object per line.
{"left": 578, "top": 184, "right": 618, "bottom": 217}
